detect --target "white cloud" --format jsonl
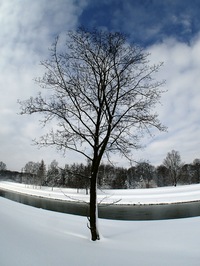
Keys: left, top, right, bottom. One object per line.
{"left": 139, "top": 36, "right": 200, "bottom": 165}
{"left": 0, "top": 0, "right": 88, "bottom": 170}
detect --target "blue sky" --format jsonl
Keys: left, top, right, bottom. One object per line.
{"left": 80, "top": 0, "right": 200, "bottom": 45}
{"left": 0, "top": 0, "right": 200, "bottom": 170}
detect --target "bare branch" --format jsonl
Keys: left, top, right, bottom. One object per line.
{"left": 18, "top": 28, "right": 166, "bottom": 241}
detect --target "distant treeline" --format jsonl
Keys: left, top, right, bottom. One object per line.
{"left": 0, "top": 170, "right": 25, "bottom": 183}
{"left": 1, "top": 154, "right": 200, "bottom": 190}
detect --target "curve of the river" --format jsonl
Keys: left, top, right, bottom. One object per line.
{"left": 1, "top": 188, "right": 200, "bottom": 220}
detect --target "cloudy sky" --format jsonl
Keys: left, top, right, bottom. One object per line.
{"left": 1, "top": 0, "right": 200, "bottom": 171}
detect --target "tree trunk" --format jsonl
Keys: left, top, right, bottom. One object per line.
{"left": 89, "top": 170, "right": 100, "bottom": 241}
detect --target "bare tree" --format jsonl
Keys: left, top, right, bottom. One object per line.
{"left": 136, "top": 160, "right": 155, "bottom": 188}
{"left": 18, "top": 28, "right": 166, "bottom": 241}
{"left": 193, "top": 159, "right": 200, "bottom": 183}
{"left": 47, "top": 159, "right": 60, "bottom": 190}
{"left": 22, "top": 161, "right": 39, "bottom": 186}
{"left": 163, "top": 150, "right": 182, "bottom": 186}
{"left": 0, "top": 161, "right": 7, "bottom": 171}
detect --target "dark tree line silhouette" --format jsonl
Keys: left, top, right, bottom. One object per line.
{"left": 1, "top": 151, "right": 200, "bottom": 189}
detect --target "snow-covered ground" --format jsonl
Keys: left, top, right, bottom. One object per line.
{"left": 1, "top": 195, "right": 200, "bottom": 266}
{"left": 1, "top": 181, "right": 200, "bottom": 265}
{"left": 1, "top": 181, "right": 200, "bottom": 204}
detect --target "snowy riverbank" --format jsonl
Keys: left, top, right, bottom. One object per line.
{"left": 1, "top": 181, "right": 200, "bottom": 265}
{"left": 1, "top": 181, "right": 200, "bottom": 204}
{"left": 1, "top": 196, "right": 200, "bottom": 266}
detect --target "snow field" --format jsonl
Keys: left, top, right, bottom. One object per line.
{"left": 1, "top": 181, "right": 200, "bottom": 265}
{"left": 0, "top": 197, "right": 200, "bottom": 266}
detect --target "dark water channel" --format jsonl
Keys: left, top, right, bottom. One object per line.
{"left": 1, "top": 188, "right": 200, "bottom": 220}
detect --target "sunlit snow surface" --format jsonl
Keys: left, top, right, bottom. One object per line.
{"left": 1, "top": 182, "right": 200, "bottom": 265}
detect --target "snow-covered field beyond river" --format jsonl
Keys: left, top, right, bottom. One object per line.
{"left": 1, "top": 182, "right": 200, "bottom": 265}
{"left": 1, "top": 181, "right": 200, "bottom": 204}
